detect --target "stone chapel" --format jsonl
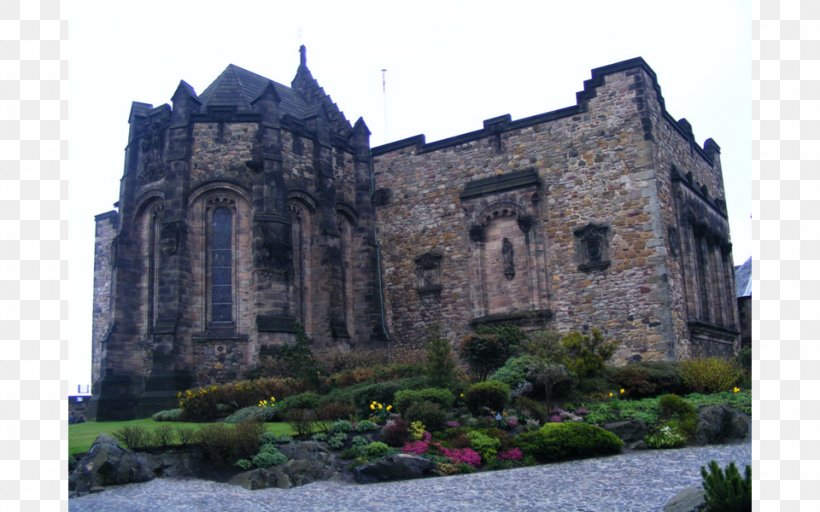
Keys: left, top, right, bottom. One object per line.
{"left": 91, "top": 47, "right": 740, "bottom": 419}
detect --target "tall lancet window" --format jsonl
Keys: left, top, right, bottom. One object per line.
{"left": 211, "top": 207, "right": 233, "bottom": 324}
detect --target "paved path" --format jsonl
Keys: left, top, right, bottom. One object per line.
{"left": 69, "top": 442, "right": 750, "bottom": 512}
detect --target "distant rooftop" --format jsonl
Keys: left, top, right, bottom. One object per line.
{"left": 735, "top": 256, "right": 752, "bottom": 298}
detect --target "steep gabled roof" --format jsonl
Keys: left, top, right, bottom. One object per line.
{"left": 735, "top": 256, "right": 752, "bottom": 298}
{"left": 198, "top": 64, "right": 309, "bottom": 118}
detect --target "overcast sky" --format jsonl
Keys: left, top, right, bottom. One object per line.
{"left": 68, "top": 1, "right": 752, "bottom": 390}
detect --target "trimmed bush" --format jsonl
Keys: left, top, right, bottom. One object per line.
{"left": 252, "top": 444, "right": 288, "bottom": 468}
{"left": 394, "top": 387, "right": 455, "bottom": 413}
{"left": 113, "top": 426, "right": 151, "bottom": 450}
{"left": 701, "top": 460, "right": 752, "bottom": 512}
{"left": 680, "top": 357, "right": 743, "bottom": 394}
{"left": 516, "top": 422, "right": 623, "bottom": 463}
{"left": 354, "top": 420, "right": 379, "bottom": 432}
{"left": 464, "top": 380, "right": 511, "bottom": 415}
{"left": 490, "top": 355, "right": 541, "bottom": 389}
{"left": 612, "top": 361, "right": 684, "bottom": 398}
{"left": 424, "top": 326, "right": 458, "bottom": 388}
{"left": 363, "top": 441, "right": 391, "bottom": 459}
{"left": 278, "top": 391, "right": 321, "bottom": 412}
{"left": 404, "top": 400, "right": 447, "bottom": 432}
{"left": 224, "top": 405, "right": 278, "bottom": 424}
{"left": 459, "top": 324, "right": 525, "bottom": 381}
{"left": 559, "top": 329, "right": 617, "bottom": 378}
{"left": 151, "top": 408, "right": 184, "bottom": 422}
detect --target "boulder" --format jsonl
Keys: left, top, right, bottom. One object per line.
{"left": 228, "top": 467, "right": 291, "bottom": 490}
{"left": 663, "top": 486, "right": 707, "bottom": 512}
{"left": 603, "top": 419, "right": 648, "bottom": 449}
{"left": 69, "top": 434, "right": 156, "bottom": 496}
{"left": 694, "top": 405, "right": 750, "bottom": 445}
{"left": 228, "top": 441, "right": 341, "bottom": 490}
{"left": 353, "top": 454, "right": 435, "bottom": 484}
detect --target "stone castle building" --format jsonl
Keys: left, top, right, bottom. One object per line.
{"left": 91, "top": 47, "right": 740, "bottom": 419}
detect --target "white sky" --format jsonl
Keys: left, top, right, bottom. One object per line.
{"left": 68, "top": 1, "right": 752, "bottom": 391}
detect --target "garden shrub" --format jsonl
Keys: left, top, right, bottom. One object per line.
{"left": 381, "top": 418, "right": 410, "bottom": 447}
{"left": 152, "top": 424, "right": 175, "bottom": 449}
{"left": 351, "top": 435, "right": 370, "bottom": 448}
{"left": 685, "top": 390, "right": 751, "bottom": 415}
{"left": 459, "top": 324, "right": 525, "bottom": 381}
{"left": 151, "top": 408, "right": 184, "bottom": 422}
{"left": 252, "top": 444, "right": 288, "bottom": 468}
{"left": 278, "top": 324, "right": 323, "bottom": 387}
{"left": 176, "top": 427, "right": 196, "bottom": 447}
{"left": 680, "top": 357, "right": 743, "bottom": 393}
{"left": 701, "top": 460, "right": 752, "bottom": 512}
{"left": 527, "top": 362, "right": 573, "bottom": 401}
{"left": 363, "top": 441, "right": 391, "bottom": 459}
{"left": 113, "top": 426, "right": 151, "bottom": 450}
{"left": 464, "top": 380, "right": 511, "bottom": 415}
{"left": 424, "top": 325, "right": 458, "bottom": 388}
{"left": 516, "top": 422, "right": 623, "bottom": 463}
{"left": 320, "top": 376, "right": 426, "bottom": 417}
{"left": 657, "top": 394, "right": 697, "bottom": 440}
{"left": 329, "top": 419, "right": 353, "bottom": 434}
{"left": 404, "top": 400, "right": 447, "bottom": 432}
{"left": 512, "top": 396, "right": 550, "bottom": 423}
{"left": 195, "top": 422, "right": 264, "bottom": 467}
{"left": 466, "top": 430, "right": 501, "bottom": 462}
{"left": 178, "top": 376, "right": 304, "bottom": 421}
{"left": 278, "top": 391, "right": 321, "bottom": 412}
{"left": 286, "top": 408, "right": 318, "bottom": 437}
{"left": 559, "top": 329, "right": 618, "bottom": 378}
{"left": 520, "top": 329, "right": 564, "bottom": 362}
{"left": 394, "top": 387, "right": 455, "bottom": 413}
{"left": 354, "top": 420, "right": 379, "bottom": 432}
{"left": 612, "top": 361, "right": 684, "bottom": 398}
{"left": 316, "top": 400, "right": 356, "bottom": 426}
{"left": 224, "top": 405, "right": 278, "bottom": 424}
{"left": 327, "top": 432, "right": 348, "bottom": 449}
{"left": 490, "top": 355, "right": 541, "bottom": 389}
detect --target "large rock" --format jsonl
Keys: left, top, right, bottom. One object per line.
{"left": 694, "top": 405, "right": 750, "bottom": 445}
{"left": 69, "top": 434, "right": 157, "bottom": 496}
{"left": 663, "top": 486, "right": 707, "bottom": 512}
{"left": 603, "top": 419, "right": 648, "bottom": 449}
{"left": 228, "top": 441, "right": 341, "bottom": 490}
{"left": 353, "top": 454, "right": 435, "bottom": 484}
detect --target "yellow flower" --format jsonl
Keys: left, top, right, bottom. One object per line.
{"left": 370, "top": 403, "right": 376, "bottom": 411}
{"left": 608, "top": 392, "right": 614, "bottom": 398}
{"left": 733, "top": 386, "right": 740, "bottom": 393}
{"left": 459, "top": 393, "right": 465, "bottom": 398}
{"left": 386, "top": 405, "right": 393, "bottom": 412}
{"left": 620, "top": 388, "right": 625, "bottom": 395}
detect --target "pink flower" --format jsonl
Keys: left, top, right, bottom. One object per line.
{"left": 497, "top": 448, "right": 523, "bottom": 461}
{"left": 402, "top": 440, "right": 429, "bottom": 455}
{"left": 445, "top": 421, "right": 461, "bottom": 429}
{"left": 437, "top": 445, "right": 482, "bottom": 467}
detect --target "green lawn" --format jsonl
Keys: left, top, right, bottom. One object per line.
{"left": 69, "top": 419, "right": 295, "bottom": 456}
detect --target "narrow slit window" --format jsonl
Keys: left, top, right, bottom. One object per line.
{"left": 211, "top": 207, "right": 233, "bottom": 323}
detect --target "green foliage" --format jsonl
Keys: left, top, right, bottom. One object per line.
{"left": 511, "top": 396, "right": 550, "bottom": 423}
{"left": 327, "top": 432, "right": 348, "bottom": 449}
{"left": 280, "top": 324, "right": 323, "bottom": 387}
{"left": 611, "top": 361, "right": 685, "bottom": 398}
{"left": 113, "top": 426, "right": 151, "bottom": 450}
{"left": 320, "top": 376, "right": 426, "bottom": 417}
{"left": 329, "top": 419, "right": 354, "bottom": 434}
{"left": 409, "top": 421, "right": 426, "bottom": 441}
{"left": 459, "top": 324, "right": 526, "bottom": 380}
{"left": 252, "top": 444, "right": 288, "bottom": 468}
{"left": 466, "top": 430, "right": 501, "bottom": 462}
{"left": 351, "top": 435, "right": 370, "bottom": 448}
{"left": 286, "top": 408, "right": 318, "bottom": 437}
{"left": 700, "top": 460, "right": 752, "bottom": 512}
{"left": 490, "top": 355, "right": 541, "bottom": 389}
{"left": 178, "top": 377, "right": 304, "bottom": 421}
{"left": 527, "top": 362, "right": 573, "bottom": 401}
{"left": 235, "top": 458, "right": 253, "bottom": 470}
{"left": 394, "top": 387, "right": 455, "bottom": 413}
{"left": 685, "top": 390, "right": 752, "bottom": 415}
{"left": 363, "top": 441, "right": 391, "bottom": 459}
{"left": 311, "top": 432, "right": 328, "bottom": 442}
{"left": 516, "top": 422, "right": 623, "bottom": 463}
{"left": 424, "top": 325, "right": 458, "bottom": 388}
{"left": 519, "top": 329, "right": 564, "bottom": 362}
{"left": 404, "top": 401, "right": 447, "bottom": 431}
{"left": 151, "top": 408, "right": 184, "bottom": 422}
{"left": 224, "top": 405, "right": 279, "bottom": 424}
{"left": 644, "top": 424, "right": 687, "bottom": 449}
{"left": 464, "top": 380, "right": 511, "bottom": 415}
{"left": 194, "top": 422, "right": 265, "bottom": 467}
{"left": 278, "top": 392, "right": 321, "bottom": 414}
{"left": 354, "top": 420, "right": 379, "bottom": 432}
{"left": 151, "top": 424, "right": 176, "bottom": 449}
{"left": 315, "top": 401, "right": 357, "bottom": 425}
{"left": 582, "top": 397, "right": 661, "bottom": 426}
{"left": 559, "top": 329, "right": 618, "bottom": 378}
{"left": 680, "top": 357, "right": 743, "bottom": 393}
{"left": 175, "top": 426, "right": 196, "bottom": 447}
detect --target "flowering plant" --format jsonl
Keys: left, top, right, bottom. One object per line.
{"left": 409, "top": 421, "right": 427, "bottom": 441}
{"left": 497, "top": 447, "right": 523, "bottom": 461}
{"left": 402, "top": 439, "right": 430, "bottom": 455}
{"left": 369, "top": 401, "right": 393, "bottom": 423}
{"left": 445, "top": 420, "right": 461, "bottom": 429}
{"left": 437, "top": 446, "right": 482, "bottom": 467}
{"left": 257, "top": 396, "right": 277, "bottom": 409}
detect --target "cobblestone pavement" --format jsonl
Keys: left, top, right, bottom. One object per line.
{"left": 69, "top": 442, "right": 750, "bottom": 512}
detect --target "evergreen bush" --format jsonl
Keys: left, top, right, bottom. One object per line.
{"left": 464, "top": 380, "right": 510, "bottom": 415}
{"left": 516, "top": 422, "right": 623, "bottom": 463}
{"left": 700, "top": 460, "right": 752, "bottom": 512}
{"left": 680, "top": 357, "right": 743, "bottom": 393}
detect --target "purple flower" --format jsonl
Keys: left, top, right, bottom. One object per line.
{"left": 497, "top": 448, "right": 523, "bottom": 461}
{"left": 402, "top": 440, "right": 429, "bottom": 455}
{"left": 445, "top": 421, "right": 461, "bottom": 429}
{"left": 550, "top": 414, "right": 563, "bottom": 423}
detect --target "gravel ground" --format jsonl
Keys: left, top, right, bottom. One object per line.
{"left": 69, "top": 441, "right": 751, "bottom": 512}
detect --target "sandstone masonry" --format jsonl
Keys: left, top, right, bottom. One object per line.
{"left": 91, "top": 50, "right": 740, "bottom": 419}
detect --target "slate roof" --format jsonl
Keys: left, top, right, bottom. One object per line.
{"left": 734, "top": 256, "right": 752, "bottom": 298}
{"left": 198, "top": 64, "right": 309, "bottom": 118}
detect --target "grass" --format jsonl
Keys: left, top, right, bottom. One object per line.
{"left": 69, "top": 419, "right": 295, "bottom": 456}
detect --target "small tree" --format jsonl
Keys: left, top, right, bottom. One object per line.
{"left": 281, "top": 323, "right": 323, "bottom": 388}
{"left": 424, "top": 325, "right": 457, "bottom": 388}
{"left": 459, "top": 324, "right": 525, "bottom": 381}
{"left": 559, "top": 329, "right": 617, "bottom": 377}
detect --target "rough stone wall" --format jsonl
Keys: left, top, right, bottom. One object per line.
{"left": 91, "top": 211, "right": 118, "bottom": 391}
{"left": 374, "top": 64, "right": 676, "bottom": 362}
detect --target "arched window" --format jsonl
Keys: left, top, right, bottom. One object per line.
{"left": 210, "top": 207, "right": 233, "bottom": 325}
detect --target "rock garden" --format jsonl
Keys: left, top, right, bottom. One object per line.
{"left": 70, "top": 326, "right": 752, "bottom": 511}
